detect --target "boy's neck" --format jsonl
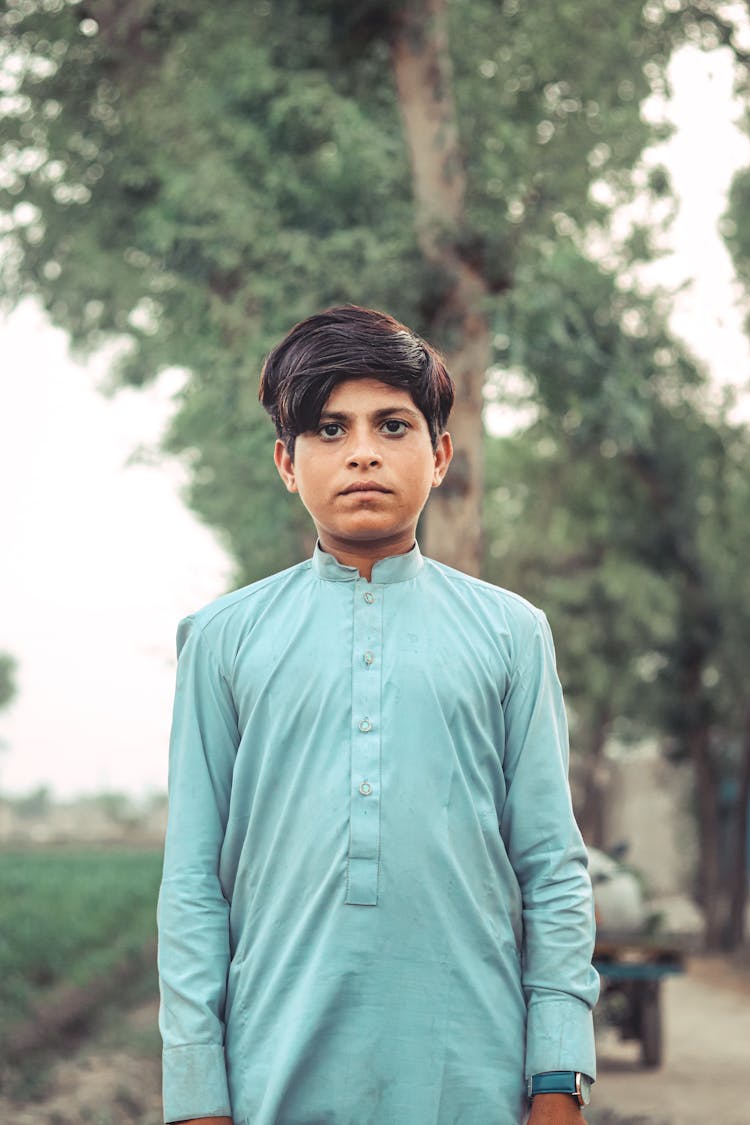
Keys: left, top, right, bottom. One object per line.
{"left": 318, "top": 532, "right": 417, "bottom": 582}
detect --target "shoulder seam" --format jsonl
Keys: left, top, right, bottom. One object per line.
{"left": 179, "top": 617, "right": 232, "bottom": 691}
{"left": 424, "top": 558, "right": 544, "bottom": 620}
{"left": 187, "top": 559, "right": 311, "bottom": 630}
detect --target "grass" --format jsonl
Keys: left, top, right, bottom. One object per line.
{"left": 0, "top": 846, "right": 163, "bottom": 1039}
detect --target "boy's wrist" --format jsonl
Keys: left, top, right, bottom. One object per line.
{"left": 528, "top": 1093, "right": 583, "bottom": 1122}
{"left": 173, "top": 1118, "right": 234, "bottom": 1124}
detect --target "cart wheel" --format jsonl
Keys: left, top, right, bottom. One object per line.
{"left": 639, "top": 979, "right": 662, "bottom": 1068}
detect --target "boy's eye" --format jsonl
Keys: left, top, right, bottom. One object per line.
{"left": 319, "top": 423, "right": 344, "bottom": 439}
{"left": 381, "top": 419, "right": 408, "bottom": 435}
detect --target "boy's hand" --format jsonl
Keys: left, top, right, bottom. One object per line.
{"left": 174, "top": 1118, "right": 234, "bottom": 1124}
{"left": 528, "top": 1093, "right": 586, "bottom": 1124}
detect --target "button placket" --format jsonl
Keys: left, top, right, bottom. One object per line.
{"left": 346, "top": 581, "right": 383, "bottom": 906}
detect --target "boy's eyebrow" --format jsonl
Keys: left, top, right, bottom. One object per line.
{"left": 318, "top": 405, "right": 423, "bottom": 423}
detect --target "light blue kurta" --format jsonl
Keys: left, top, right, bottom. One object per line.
{"left": 158, "top": 544, "right": 599, "bottom": 1125}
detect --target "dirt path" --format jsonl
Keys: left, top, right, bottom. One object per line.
{"left": 0, "top": 998, "right": 163, "bottom": 1125}
{"left": 594, "top": 956, "right": 750, "bottom": 1125}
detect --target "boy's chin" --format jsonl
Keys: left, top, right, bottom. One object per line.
{"left": 319, "top": 517, "right": 415, "bottom": 546}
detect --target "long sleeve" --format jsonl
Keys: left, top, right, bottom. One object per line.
{"left": 499, "top": 610, "right": 599, "bottom": 1081}
{"left": 157, "top": 618, "right": 240, "bottom": 1122}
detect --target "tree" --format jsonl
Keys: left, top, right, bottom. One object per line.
{"left": 483, "top": 247, "right": 689, "bottom": 847}
{"left": 686, "top": 408, "right": 750, "bottom": 949}
{"left": 484, "top": 426, "right": 678, "bottom": 849}
{"left": 483, "top": 250, "right": 750, "bottom": 945}
{"left": 0, "top": 653, "right": 17, "bottom": 712}
{"left": 699, "top": 2, "right": 750, "bottom": 945}
{"left": 1, "top": 0, "right": 693, "bottom": 578}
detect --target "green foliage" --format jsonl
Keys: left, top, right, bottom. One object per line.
{"left": 0, "top": 848, "right": 162, "bottom": 1036}
{"left": 1, "top": 1, "right": 424, "bottom": 579}
{"left": 716, "top": 10, "right": 750, "bottom": 341}
{"left": 450, "top": 0, "right": 675, "bottom": 253}
{"left": 486, "top": 254, "right": 681, "bottom": 734}
{"left": 723, "top": 166, "right": 750, "bottom": 316}
{"left": 0, "top": 652, "right": 17, "bottom": 711}
{"left": 485, "top": 395, "right": 750, "bottom": 751}
{"left": 0, "top": 0, "right": 701, "bottom": 579}
{"left": 484, "top": 237, "right": 750, "bottom": 871}
{"left": 483, "top": 423, "right": 678, "bottom": 748}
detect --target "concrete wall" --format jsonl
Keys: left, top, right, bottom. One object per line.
{"left": 600, "top": 742, "right": 698, "bottom": 898}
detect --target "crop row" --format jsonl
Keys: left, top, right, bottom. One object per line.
{"left": 0, "top": 847, "right": 163, "bottom": 1035}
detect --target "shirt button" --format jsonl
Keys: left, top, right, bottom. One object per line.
{"left": 363, "top": 651, "right": 374, "bottom": 666}
{"left": 363, "top": 592, "right": 375, "bottom": 604}
{"left": 358, "top": 718, "right": 372, "bottom": 733}
{"left": 359, "top": 780, "right": 373, "bottom": 796}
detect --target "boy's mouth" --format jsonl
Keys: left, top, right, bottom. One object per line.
{"left": 340, "top": 481, "right": 392, "bottom": 495}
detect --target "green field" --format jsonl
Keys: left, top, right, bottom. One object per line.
{"left": 0, "top": 847, "right": 163, "bottom": 1038}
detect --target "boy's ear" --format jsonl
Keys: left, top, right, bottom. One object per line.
{"left": 431, "top": 431, "right": 453, "bottom": 488}
{"left": 274, "top": 439, "right": 298, "bottom": 493}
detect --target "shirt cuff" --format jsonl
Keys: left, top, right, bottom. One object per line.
{"left": 525, "top": 997, "right": 597, "bottom": 1081}
{"left": 162, "top": 1043, "right": 232, "bottom": 1122}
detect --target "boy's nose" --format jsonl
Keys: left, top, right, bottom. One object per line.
{"left": 344, "top": 427, "right": 384, "bottom": 468}
{"left": 346, "top": 441, "right": 383, "bottom": 469}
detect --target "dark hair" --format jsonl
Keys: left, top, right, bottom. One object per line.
{"left": 259, "top": 305, "right": 454, "bottom": 455}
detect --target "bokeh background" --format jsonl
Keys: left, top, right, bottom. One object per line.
{"left": 1, "top": 2, "right": 750, "bottom": 1122}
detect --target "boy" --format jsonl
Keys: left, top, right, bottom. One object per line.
{"left": 158, "top": 305, "right": 599, "bottom": 1125}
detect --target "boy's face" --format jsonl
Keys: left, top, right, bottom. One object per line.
{"left": 274, "top": 378, "right": 452, "bottom": 560}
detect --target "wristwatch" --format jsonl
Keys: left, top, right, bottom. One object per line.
{"left": 528, "top": 1071, "right": 593, "bottom": 1106}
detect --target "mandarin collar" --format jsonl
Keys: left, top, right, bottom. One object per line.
{"left": 311, "top": 540, "right": 424, "bottom": 584}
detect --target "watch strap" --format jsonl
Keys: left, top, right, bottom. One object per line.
{"left": 528, "top": 1070, "right": 590, "bottom": 1104}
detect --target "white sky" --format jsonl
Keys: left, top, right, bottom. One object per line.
{"left": 640, "top": 45, "right": 750, "bottom": 401}
{"left": 0, "top": 314, "right": 231, "bottom": 797}
{"left": 1, "top": 44, "right": 749, "bottom": 798}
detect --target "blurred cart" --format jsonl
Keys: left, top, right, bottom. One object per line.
{"left": 593, "top": 929, "right": 690, "bottom": 1067}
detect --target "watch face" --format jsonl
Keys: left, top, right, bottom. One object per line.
{"left": 577, "top": 1074, "right": 592, "bottom": 1106}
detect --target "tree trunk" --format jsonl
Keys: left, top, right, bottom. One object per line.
{"left": 578, "top": 709, "right": 611, "bottom": 848}
{"left": 425, "top": 302, "right": 489, "bottom": 574}
{"left": 690, "top": 721, "right": 724, "bottom": 949}
{"left": 390, "top": 0, "right": 489, "bottom": 576}
{"left": 725, "top": 701, "right": 750, "bottom": 949}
